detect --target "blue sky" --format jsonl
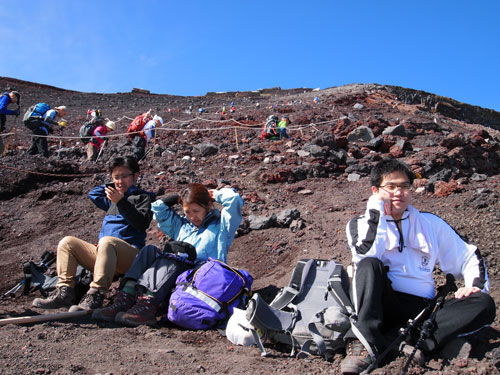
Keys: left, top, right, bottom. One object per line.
{"left": 1, "top": 1, "right": 499, "bottom": 111}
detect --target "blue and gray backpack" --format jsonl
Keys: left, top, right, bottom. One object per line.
{"left": 23, "top": 103, "right": 51, "bottom": 130}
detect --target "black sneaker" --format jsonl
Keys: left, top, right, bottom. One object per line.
{"left": 32, "top": 286, "right": 76, "bottom": 309}
{"left": 341, "top": 339, "right": 373, "bottom": 375}
{"left": 69, "top": 288, "right": 105, "bottom": 312}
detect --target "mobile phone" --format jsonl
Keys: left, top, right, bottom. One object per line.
{"left": 105, "top": 182, "right": 115, "bottom": 189}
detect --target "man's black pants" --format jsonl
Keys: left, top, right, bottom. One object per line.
{"left": 27, "top": 126, "right": 49, "bottom": 157}
{"left": 346, "top": 257, "right": 496, "bottom": 352}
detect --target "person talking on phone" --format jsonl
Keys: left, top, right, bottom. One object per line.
{"left": 32, "top": 156, "right": 155, "bottom": 312}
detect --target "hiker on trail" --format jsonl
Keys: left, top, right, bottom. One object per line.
{"left": 32, "top": 156, "right": 155, "bottom": 312}
{"left": 86, "top": 120, "right": 116, "bottom": 161}
{"left": 132, "top": 115, "right": 163, "bottom": 161}
{"left": 276, "top": 115, "right": 291, "bottom": 139}
{"left": 126, "top": 111, "right": 153, "bottom": 144}
{"left": 25, "top": 104, "right": 66, "bottom": 157}
{"left": 87, "top": 108, "right": 102, "bottom": 121}
{"left": 92, "top": 183, "right": 244, "bottom": 326}
{"left": 340, "top": 159, "right": 496, "bottom": 375}
{"left": 0, "top": 90, "right": 20, "bottom": 132}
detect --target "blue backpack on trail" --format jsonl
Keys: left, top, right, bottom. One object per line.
{"left": 167, "top": 258, "right": 253, "bottom": 330}
{"left": 23, "top": 103, "right": 51, "bottom": 130}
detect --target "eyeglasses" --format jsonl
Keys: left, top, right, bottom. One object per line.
{"left": 112, "top": 173, "right": 133, "bottom": 182}
{"left": 378, "top": 183, "right": 412, "bottom": 192}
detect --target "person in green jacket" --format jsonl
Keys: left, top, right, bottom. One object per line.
{"left": 276, "top": 115, "right": 291, "bottom": 139}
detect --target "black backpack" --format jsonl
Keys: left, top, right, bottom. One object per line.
{"left": 3, "top": 251, "right": 92, "bottom": 302}
{"left": 79, "top": 117, "right": 105, "bottom": 144}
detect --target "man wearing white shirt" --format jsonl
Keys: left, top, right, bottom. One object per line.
{"left": 341, "top": 159, "right": 495, "bottom": 375}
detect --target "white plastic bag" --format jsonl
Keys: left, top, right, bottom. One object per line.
{"left": 225, "top": 308, "right": 257, "bottom": 346}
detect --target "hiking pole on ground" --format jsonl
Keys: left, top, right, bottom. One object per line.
{"left": 0, "top": 310, "right": 92, "bottom": 326}
{"left": 95, "top": 139, "right": 107, "bottom": 162}
{"left": 399, "top": 274, "right": 457, "bottom": 375}
{"left": 361, "top": 274, "right": 457, "bottom": 375}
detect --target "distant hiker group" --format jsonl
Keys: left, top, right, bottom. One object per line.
{"left": 1, "top": 88, "right": 295, "bottom": 161}
{"left": 260, "top": 114, "right": 291, "bottom": 141}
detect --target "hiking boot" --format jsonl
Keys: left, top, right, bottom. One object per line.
{"left": 92, "top": 291, "right": 136, "bottom": 322}
{"left": 439, "top": 337, "right": 471, "bottom": 362}
{"left": 32, "top": 286, "right": 76, "bottom": 309}
{"left": 115, "top": 295, "right": 158, "bottom": 327}
{"left": 68, "top": 288, "right": 105, "bottom": 312}
{"left": 399, "top": 341, "right": 425, "bottom": 366}
{"left": 341, "top": 339, "right": 373, "bottom": 375}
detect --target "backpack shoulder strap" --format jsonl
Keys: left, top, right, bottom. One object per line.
{"left": 327, "top": 263, "right": 377, "bottom": 361}
{"left": 270, "top": 259, "right": 314, "bottom": 309}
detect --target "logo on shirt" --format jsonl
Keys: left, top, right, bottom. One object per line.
{"left": 419, "top": 255, "right": 431, "bottom": 272}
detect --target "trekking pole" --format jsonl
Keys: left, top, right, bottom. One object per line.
{"left": 152, "top": 128, "right": 157, "bottom": 161}
{"left": 95, "top": 139, "right": 107, "bottom": 162}
{"left": 2, "top": 280, "right": 26, "bottom": 298}
{"left": 2, "top": 114, "right": 17, "bottom": 157}
{"left": 57, "top": 127, "right": 63, "bottom": 158}
{"left": 361, "top": 274, "right": 457, "bottom": 375}
{"left": 399, "top": 274, "right": 457, "bottom": 375}
{"left": 361, "top": 303, "right": 432, "bottom": 374}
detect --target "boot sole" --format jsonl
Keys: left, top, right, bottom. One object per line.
{"left": 115, "top": 312, "right": 157, "bottom": 327}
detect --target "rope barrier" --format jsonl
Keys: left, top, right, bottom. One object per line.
{"left": 6, "top": 115, "right": 339, "bottom": 141}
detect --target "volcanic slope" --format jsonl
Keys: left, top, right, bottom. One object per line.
{"left": 0, "top": 77, "right": 499, "bottom": 374}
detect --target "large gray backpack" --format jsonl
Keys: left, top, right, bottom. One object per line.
{"left": 245, "top": 258, "right": 356, "bottom": 360}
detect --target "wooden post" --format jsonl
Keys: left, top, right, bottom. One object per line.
{"left": 234, "top": 127, "right": 239, "bottom": 152}
{"left": 0, "top": 310, "right": 91, "bottom": 326}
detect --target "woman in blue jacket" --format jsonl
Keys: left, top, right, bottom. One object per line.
{"left": 92, "top": 183, "right": 244, "bottom": 326}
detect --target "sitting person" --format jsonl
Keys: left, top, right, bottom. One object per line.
{"left": 341, "top": 159, "right": 496, "bottom": 375}
{"left": 32, "top": 156, "right": 155, "bottom": 311}
{"left": 92, "top": 183, "right": 244, "bottom": 326}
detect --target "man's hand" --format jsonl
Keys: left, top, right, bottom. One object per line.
{"left": 373, "top": 189, "right": 393, "bottom": 216}
{"left": 454, "top": 286, "right": 481, "bottom": 299}
{"left": 13, "top": 109, "right": 20, "bottom": 116}
{"left": 105, "top": 185, "right": 124, "bottom": 204}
